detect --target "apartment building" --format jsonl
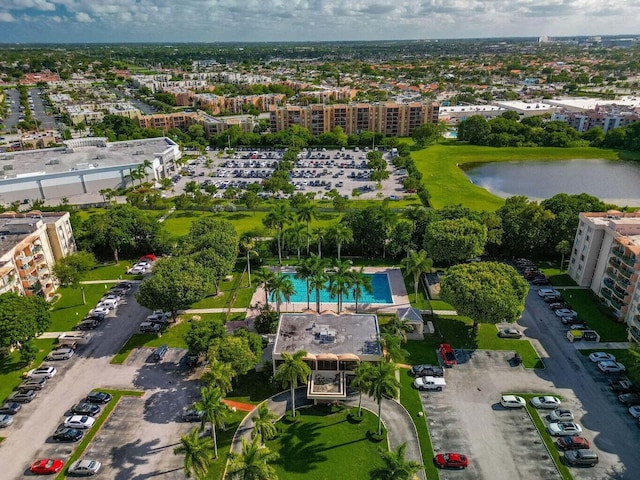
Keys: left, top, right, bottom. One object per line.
{"left": 568, "top": 211, "right": 640, "bottom": 341}
{"left": 0, "top": 211, "right": 76, "bottom": 300}
{"left": 136, "top": 111, "right": 255, "bottom": 136}
{"left": 550, "top": 106, "right": 640, "bottom": 133}
{"left": 269, "top": 102, "right": 439, "bottom": 136}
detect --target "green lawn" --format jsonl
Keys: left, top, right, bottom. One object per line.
{"left": 265, "top": 405, "right": 387, "bottom": 480}
{"left": 226, "top": 369, "right": 278, "bottom": 405}
{"left": 204, "top": 409, "right": 250, "bottom": 480}
{"left": 538, "top": 261, "right": 578, "bottom": 287}
{"left": 559, "top": 289, "right": 627, "bottom": 342}
{"left": 0, "top": 338, "right": 57, "bottom": 404}
{"left": 411, "top": 144, "right": 620, "bottom": 211}
{"left": 80, "top": 261, "right": 143, "bottom": 281}
{"left": 48, "top": 284, "right": 112, "bottom": 332}
{"left": 110, "top": 319, "right": 190, "bottom": 364}
{"left": 191, "top": 270, "right": 254, "bottom": 310}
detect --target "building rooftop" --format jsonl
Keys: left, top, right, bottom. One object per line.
{"left": 273, "top": 313, "right": 381, "bottom": 358}
{"left": 0, "top": 211, "right": 67, "bottom": 253}
{"left": 548, "top": 97, "right": 640, "bottom": 111}
{"left": 494, "top": 100, "right": 557, "bottom": 112}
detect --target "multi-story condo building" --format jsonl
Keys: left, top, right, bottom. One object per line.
{"left": 269, "top": 102, "right": 440, "bottom": 136}
{"left": 551, "top": 106, "right": 640, "bottom": 133}
{"left": 568, "top": 211, "right": 640, "bottom": 341}
{"left": 0, "top": 211, "right": 76, "bottom": 300}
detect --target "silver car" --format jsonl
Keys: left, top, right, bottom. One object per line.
{"left": 68, "top": 459, "right": 101, "bottom": 476}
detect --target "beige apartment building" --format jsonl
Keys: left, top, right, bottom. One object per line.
{"left": 269, "top": 102, "right": 439, "bottom": 136}
{"left": 137, "top": 111, "right": 255, "bottom": 135}
{"left": 0, "top": 211, "right": 76, "bottom": 300}
{"left": 568, "top": 211, "right": 640, "bottom": 341}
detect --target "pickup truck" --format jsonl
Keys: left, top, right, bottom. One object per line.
{"left": 439, "top": 343, "right": 457, "bottom": 366}
{"left": 58, "top": 332, "right": 92, "bottom": 345}
{"left": 414, "top": 376, "right": 446, "bottom": 391}
{"left": 146, "top": 310, "right": 171, "bottom": 324}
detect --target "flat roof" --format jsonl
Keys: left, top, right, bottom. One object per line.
{"left": 547, "top": 97, "right": 640, "bottom": 111}
{"left": 0, "top": 138, "right": 174, "bottom": 179}
{"left": 494, "top": 100, "right": 557, "bottom": 112}
{"left": 273, "top": 313, "right": 381, "bottom": 357}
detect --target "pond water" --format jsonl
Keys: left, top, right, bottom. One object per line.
{"left": 464, "top": 158, "right": 640, "bottom": 205}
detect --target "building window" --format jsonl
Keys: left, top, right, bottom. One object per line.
{"left": 585, "top": 235, "right": 590, "bottom": 242}
{"left": 580, "top": 254, "right": 585, "bottom": 261}
{"left": 578, "top": 264, "right": 583, "bottom": 271}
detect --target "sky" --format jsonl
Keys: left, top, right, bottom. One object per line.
{"left": 0, "top": 0, "right": 639, "bottom": 43}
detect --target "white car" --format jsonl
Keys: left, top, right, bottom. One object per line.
{"left": 64, "top": 415, "right": 95, "bottom": 429}
{"left": 549, "top": 409, "right": 574, "bottom": 422}
{"left": 538, "top": 288, "right": 560, "bottom": 297}
{"left": 500, "top": 395, "right": 526, "bottom": 408}
{"left": 97, "top": 299, "right": 117, "bottom": 310}
{"left": 127, "top": 265, "right": 147, "bottom": 275}
{"left": 530, "top": 396, "right": 561, "bottom": 409}
{"left": 26, "top": 366, "right": 57, "bottom": 379}
{"left": 588, "top": 352, "right": 616, "bottom": 363}
{"left": 91, "top": 306, "right": 110, "bottom": 316}
{"left": 555, "top": 309, "right": 578, "bottom": 318}
{"left": 629, "top": 406, "right": 640, "bottom": 418}
{"left": 547, "top": 422, "right": 582, "bottom": 436}
{"left": 46, "top": 349, "right": 74, "bottom": 361}
{"left": 598, "top": 361, "right": 626, "bottom": 373}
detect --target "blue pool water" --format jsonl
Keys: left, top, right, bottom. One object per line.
{"left": 275, "top": 272, "right": 393, "bottom": 304}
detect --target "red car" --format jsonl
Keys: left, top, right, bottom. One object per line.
{"left": 434, "top": 452, "right": 469, "bottom": 469}
{"left": 439, "top": 343, "right": 457, "bottom": 366}
{"left": 557, "top": 436, "right": 591, "bottom": 450}
{"left": 140, "top": 254, "right": 157, "bottom": 262}
{"left": 30, "top": 458, "right": 64, "bottom": 475}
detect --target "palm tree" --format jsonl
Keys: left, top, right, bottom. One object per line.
{"left": 379, "top": 205, "right": 398, "bottom": 259}
{"left": 270, "top": 272, "right": 295, "bottom": 314}
{"left": 370, "top": 443, "right": 423, "bottom": 480}
{"left": 556, "top": 240, "right": 571, "bottom": 271}
{"left": 226, "top": 435, "right": 279, "bottom": 480}
{"left": 387, "top": 316, "right": 413, "bottom": 343}
{"left": 327, "top": 259, "right": 352, "bottom": 313}
{"left": 202, "top": 357, "right": 235, "bottom": 396}
{"left": 309, "top": 270, "right": 328, "bottom": 313}
{"left": 263, "top": 202, "right": 294, "bottom": 264}
{"left": 379, "top": 333, "right": 408, "bottom": 364}
{"left": 284, "top": 219, "right": 307, "bottom": 261}
{"left": 254, "top": 268, "right": 276, "bottom": 309}
{"left": 312, "top": 226, "right": 327, "bottom": 258}
{"left": 173, "top": 427, "right": 214, "bottom": 479}
{"left": 347, "top": 267, "right": 372, "bottom": 313}
{"left": 328, "top": 223, "right": 353, "bottom": 261}
{"left": 195, "top": 385, "right": 232, "bottom": 459}
{"left": 366, "top": 361, "right": 400, "bottom": 436}
{"left": 251, "top": 403, "right": 278, "bottom": 443}
{"left": 352, "top": 362, "right": 372, "bottom": 417}
{"left": 240, "top": 235, "right": 257, "bottom": 288}
{"left": 295, "top": 255, "right": 319, "bottom": 311}
{"left": 274, "top": 350, "right": 311, "bottom": 418}
{"left": 401, "top": 249, "right": 433, "bottom": 303}
{"left": 141, "top": 159, "right": 153, "bottom": 183}
{"left": 296, "top": 202, "right": 317, "bottom": 254}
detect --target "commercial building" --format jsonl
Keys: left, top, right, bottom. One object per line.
{"left": 0, "top": 211, "right": 75, "bottom": 300}
{"left": 568, "top": 211, "right": 640, "bottom": 341}
{"left": 269, "top": 102, "right": 439, "bottom": 136}
{"left": 272, "top": 313, "right": 382, "bottom": 403}
{"left": 439, "top": 105, "right": 506, "bottom": 124}
{"left": 493, "top": 100, "right": 558, "bottom": 117}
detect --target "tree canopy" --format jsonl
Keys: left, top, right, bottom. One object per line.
{"left": 423, "top": 218, "right": 487, "bottom": 265}
{"left": 0, "top": 293, "right": 50, "bottom": 349}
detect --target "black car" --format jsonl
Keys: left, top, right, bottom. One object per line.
{"left": 86, "top": 391, "right": 113, "bottom": 404}
{"left": 618, "top": 392, "right": 640, "bottom": 406}
{"left": 411, "top": 364, "right": 445, "bottom": 377}
{"left": 8, "top": 390, "right": 37, "bottom": 403}
{"left": 84, "top": 313, "right": 106, "bottom": 323}
{"left": 53, "top": 426, "right": 84, "bottom": 442}
{"left": 71, "top": 402, "right": 101, "bottom": 416}
{"left": 0, "top": 402, "right": 21, "bottom": 415}
{"left": 561, "top": 316, "right": 584, "bottom": 325}
{"left": 181, "top": 409, "right": 204, "bottom": 422}
{"left": 74, "top": 320, "right": 99, "bottom": 330}
{"left": 610, "top": 378, "right": 637, "bottom": 393}
{"left": 544, "top": 295, "right": 563, "bottom": 304}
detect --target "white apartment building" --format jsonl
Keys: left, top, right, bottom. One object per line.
{"left": 568, "top": 211, "right": 640, "bottom": 341}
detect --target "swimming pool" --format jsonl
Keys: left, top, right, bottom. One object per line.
{"left": 276, "top": 272, "right": 393, "bottom": 304}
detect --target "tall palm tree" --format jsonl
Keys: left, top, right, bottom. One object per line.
{"left": 240, "top": 235, "right": 257, "bottom": 288}
{"left": 370, "top": 443, "right": 423, "bottom": 480}
{"left": 202, "top": 357, "right": 235, "bottom": 396}
{"left": 226, "top": 435, "right": 279, "bottom": 480}
{"left": 141, "top": 159, "right": 153, "bottom": 183}
{"left": 284, "top": 219, "right": 307, "bottom": 261}
{"left": 296, "top": 202, "right": 317, "bottom": 255}
{"left": 309, "top": 270, "right": 328, "bottom": 313}
{"left": 387, "top": 316, "right": 414, "bottom": 343}
{"left": 195, "top": 385, "right": 232, "bottom": 459}
{"left": 328, "top": 223, "right": 353, "bottom": 261}
{"left": 401, "top": 249, "right": 433, "bottom": 304}
{"left": 254, "top": 268, "right": 276, "bottom": 309}
{"left": 312, "top": 226, "right": 327, "bottom": 258}
{"left": 263, "top": 202, "right": 294, "bottom": 264}
{"left": 274, "top": 350, "right": 311, "bottom": 418}
{"left": 270, "top": 272, "right": 295, "bottom": 314}
{"left": 295, "top": 255, "right": 318, "bottom": 311}
{"left": 379, "top": 206, "right": 398, "bottom": 259}
{"left": 379, "top": 333, "right": 409, "bottom": 364}
{"left": 346, "top": 267, "right": 372, "bottom": 313}
{"left": 366, "top": 361, "right": 400, "bottom": 436}
{"left": 251, "top": 403, "right": 278, "bottom": 443}
{"left": 352, "top": 362, "right": 372, "bottom": 417}
{"left": 173, "top": 427, "right": 214, "bottom": 479}
{"left": 327, "top": 259, "right": 352, "bottom": 313}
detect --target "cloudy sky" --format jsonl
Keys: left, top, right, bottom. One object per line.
{"left": 0, "top": 0, "right": 638, "bottom": 43}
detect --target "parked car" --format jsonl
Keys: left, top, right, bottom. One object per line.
{"left": 26, "top": 366, "right": 57, "bottom": 379}
{"left": 439, "top": 343, "right": 457, "bottom": 366}
{"left": 30, "top": 459, "right": 64, "bottom": 475}
{"left": 414, "top": 376, "right": 446, "bottom": 391}
{"left": 548, "top": 422, "right": 582, "bottom": 436}
{"left": 561, "top": 316, "right": 584, "bottom": 326}
{"left": 588, "top": 352, "right": 616, "bottom": 363}
{"left": 628, "top": 406, "right": 640, "bottom": 418}
{"left": 152, "top": 344, "right": 168, "bottom": 362}
{"left": 67, "top": 459, "right": 102, "bottom": 476}
{"left": 531, "top": 396, "right": 561, "bottom": 409}
{"left": 91, "top": 306, "right": 110, "bottom": 316}
{"left": 181, "top": 408, "right": 204, "bottom": 422}
{"left": 52, "top": 426, "right": 84, "bottom": 442}
{"left": 46, "top": 348, "right": 74, "bottom": 361}
{"left": 543, "top": 295, "right": 563, "bottom": 304}
{"left": 74, "top": 320, "right": 99, "bottom": 330}
{"left": 598, "top": 361, "right": 626, "bottom": 373}
{"left": 70, "top": 402, "right": 101, "bottom": 416}
{"left": 555, "top": 309, "right": 578, "bottom": 318}
{"left": 140, "top": 322, "right": 162, "bottom": 333}
{"left": 411, "top": 364, "right": 444, "bottom": 377}
{"left": 19, "top": 377, "right": 47, "bottom": 391}
{"left": 86, "top": 391, "right": 113, "bottom": 404}
{"left": 564, "top": 449, "right": 598, "bottom": 467}
{"left": 434, "top": 452, "right": 469, "bottom": 469}
{"left": 549, "top": 302, "right": 570, "bottom": 310}
{"left": 497, "top": 328, "right": 523, "bottom": 339}
{"left": 0, "top": 402, "right": 21, "bottom": 415}
{"left": 532, "top": 277, "right": 551, "bottom": 285}
{"left": 618, "top": 392, "right": 640, "bottom": 406}
{"left": 63, "top": 415, "right": 96, "bottom": 429}
{"left": 0, "top": 413, "right": 14, "bottom": 428}
{"left": 538, "top": 288, "right": 560, "bottom": 297}
{"left": 500, "top": 395, "right": 526, "bottom": 408}
{"left": 8, "top": 390, "right": 37, "bottom": 403}
{"left": 557, "top": 436, "right": 590, "bottom": 450}
{"left": 549, "top": 409, "right": 574, "bottom": 422}
{"left": 610, "top": 378, "right": 636, "bottom": 393}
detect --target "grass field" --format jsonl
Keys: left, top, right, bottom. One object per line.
{"left": 411, "top": 144, "right": 620, "bottom": 211}
{"left": 559, "top": 289, "right": 627, "bottom": 342}
{"left": 48, "top": 284, "right": 112, "bottom": 332}
{"left": 265, "top": 405, "right": 387, "bottom": 480}
{"left": 0, "top": 338, "right": 57, "bottom": 404}
{"left": 204, "top": 409, "right": 251, "bottom": 480}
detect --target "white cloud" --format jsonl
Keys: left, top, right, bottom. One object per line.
{"left": 0, "top": 12, "right": 15, "bottom": 22}
{"left": 75, "top": 11, "right": 92, "bottom": 22}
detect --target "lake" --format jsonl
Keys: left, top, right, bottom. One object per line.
{"left": 464, "top": 158, "right": 640, "bottom": 205}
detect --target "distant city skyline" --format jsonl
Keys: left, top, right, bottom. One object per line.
{"left": 0, "top": 0, "right": 639, "bottom": 44}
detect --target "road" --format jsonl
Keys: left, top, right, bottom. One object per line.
{"left": 28, "top": 88, "right": 56, "bottom": 130}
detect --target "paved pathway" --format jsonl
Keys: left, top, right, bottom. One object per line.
{"left": 223, "top": 399, "right": 255, "bottom": 412}
{"left": 574, "top": 341, "right": 631, "bottom": 350}
{"left": 231, "top": 388, "right": 426, "bottom": 480}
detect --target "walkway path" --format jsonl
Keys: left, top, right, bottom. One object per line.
{"left": 231, "top": 388, "right": 426, "bottom": 480}
{"left": 575, "top": 341, "right": 631, "bottom": 350}
{"left": 223, "top": 399, "right": 256, "bottom": 412}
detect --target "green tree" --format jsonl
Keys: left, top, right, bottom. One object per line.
{"left": 202, "top": 357, "right": 236, "bottom": 396}
{"left": 440, "top": 262, "right": 529, "bottom": 328}
{"left": 370, "top": 443, "right": 422, "bottom": 480}
{"left": 263, "top": 202, "right": 294, "bottom": 264}
{"left": 183, "top": 316, "right": 225, "bottom": 356}
{"left": 309, "top": 270, "right": 328, "bottom": 313}
{"left": 295, "top": 254, "right": 326, "bottom": 311}
{"left": 312, "top": 227, "right": 327, "bottom": 258}
{"left": 269, "top": 272, "right": 295, "bottom": 314}
{"left": 195, "top": 385, "right": 232, "bottom": 459}
{"left": 52, "top": 251, "right": 97, "bottom": 287}
{"left": 284, "top": 220, "right": 307, "bottom": 261}
{"left": 352, "top": 361, "right": 373, "bottom": 417}
{"left": 274, "top": 350, "right": 311, "bottom": 417}
{"left": 254, "top": 268, "right": 276, "bottom": 310}
{"left": 296, "top": 203, "right": 317, "bottom": 254}
{"left": 497, "top": 196, "right": 555, "bottom": 257}
{"left": 251, "top": 403, "right": 278, "bottom": 443}
{"left": 240, "top": 236, "right": 257, "bottom": 288}
{"left": 226, "top": 435, "right": 279, "bottom": 480}
{"left": 366, "top": 361, "right": 400, "bottom": 435}
{"left": 19, "top": 340, "right": 38, "bottom": 365}
{"left": 242, "top": 191, "right": 260, "bottom": 214}
{"left": 411, "top": 123, "right": 440, "bottom": 147}
{"left": 0, "top": 293, "right": 50, "bottom": 349}
{"left": 327, "top": 259, "right": 352, "bottom": 313}
{"left": 556, "top": 240, "right": 571, "bottom": 272}
{"left": 328, "top": 223, "right": 353, "bottom": 261}
{"left": 210, "top": 335, "right": 259, "bottom": 377}
{"left": 424, "top": 218, "right": 487, "bottom": 265}
{"left": 346, "top": 267, "right": 372, "bottom": 314}
{"left": 401, "top": 250, "right": 433, "bottom": 303}
{"left": 173, "top": 427, "right": 214, "bottom": 479}
{"left": 457, "top": 115, "right": 490, "bottom": 145}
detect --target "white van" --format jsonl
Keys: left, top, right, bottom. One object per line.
{"left": 58, "top": 332, "right": 92, "bottom": 345}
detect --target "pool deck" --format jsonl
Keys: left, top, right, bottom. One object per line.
{"left": 249, "top": 266, "right": 410, "bottom": 315}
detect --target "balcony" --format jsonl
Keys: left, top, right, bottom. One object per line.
{"left": 622, "top": 255, "right": 638, "bottom": 268}
{"left": 612, "top": 247, "right": 625, "bottom": 259}
{"left": 609, "top": 256, "right": 622, "bottom": 269}
{"left": 601, "top": 288, "right": 613, "bottom": 301}
{"left": 32, "top": 245, "right": 43, "bottom": 254}
{"left": 629, "top": 324, "right": 640, "bottom": 343}
{"left": 617, "top": 275, "right": 630, "bottom": 287}
{"left": 603, "top": 277, "right": 615, "bottom": 289}
{"left": 610, "top": 298, "right": 623, "bottom": 310}
{"left": 21, "top": 275, "right": 38, "bottom": 287}
{"left": 612, "top": 288, "right": 626, "bottom": 301}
